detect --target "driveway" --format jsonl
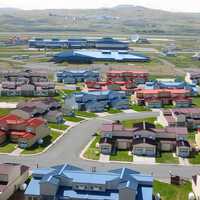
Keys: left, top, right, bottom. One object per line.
{"left": 134, "top": 155, "right": 156, "bottom": 164}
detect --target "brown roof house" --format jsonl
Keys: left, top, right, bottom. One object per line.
{"left": 0, "top": 163, "right": 29, "bottom": 200}
{"left": 99, "top": 122, "right": 190, "bottom": 157}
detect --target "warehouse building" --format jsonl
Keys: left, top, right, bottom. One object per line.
{"left": 52, "top": 50, "right": 150, "bottom": 63}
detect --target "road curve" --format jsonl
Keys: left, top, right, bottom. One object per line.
{"left": 1, "top": 111, "right": 200, "bottom": 181}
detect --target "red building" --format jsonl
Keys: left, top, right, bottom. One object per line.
{"left": 132, "top": 89, "right": 192, "bottom": 108}
{"left": 0, "top": 114, "right": 50, "bottom": 148}
{"left": 106, "top": 70, "right": 149, "bottom": 84}
{"left": 85, "top": 80, "right": 136, "bottom": 94}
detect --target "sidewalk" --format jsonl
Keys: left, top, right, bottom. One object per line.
{"left": 9, "top": 148, "right": 23, "bottom": 156}
{"left": 99, "top": 154, "right": 110, "bottom": 162}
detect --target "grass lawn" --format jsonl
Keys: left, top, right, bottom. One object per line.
{"left": 187, "top": 131, "right": 196, "bottom": 145}
{"left": 156, "top": 152, "right": 179, "bottom": 164}
{"left": 83, "top": 135, "right": 100, "bottom": 160}
{"left": 0, "top": 108, "right": 12, "bottom": 116}
{"left": 107, "top": 108, "right": 122, "bottom": 114}
{"left": 110, "top": 150, "right": 133, "bottom": 162}
{"left": 48, "top": 123, "right": 69, "bottom": 131}
{"left": 131, "top": 104, "right": 151, "bottom": 112}
{"left": 0, "top": 142, "right": 17, "bottom": 153}
{"left": 64, "top": 116, "right": 84, "bottom": 122}
{"left": 22, "top": 131, "right": 60, "bottom": 154}
{"left": 122, "top": 117, "right": 157, "bottom": 128}
{"left": 188, "top": 153, "right": 200, "bottom": 164}
{"left": 0, "top": 96, "right": 32, "bottom": 102}
{"left": 75, "top": 111, "right": 97, "bottom": 118}
{"left": 192, "top": 96, "right": 200, "bottom": 107}
{"left": 154, "top": 180, "right": 192, "bottom": 200}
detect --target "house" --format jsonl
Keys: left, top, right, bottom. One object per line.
{"left": 25, "top": 164, "right": 153, "bottom": 200}
{"left": 192, "top": 173, "right": 200, "bottom": 199}
{"left": 44, "top": 110, "right": 63, "bottom": 123}
{"left": 64, "top": 90, "right": 129, "bottom": 112}
{"left": 157, "top": 108, "right": 200, "bottom": 130}
{"left": 185, "top": 72, "right": 200, "bottom": 85}
{"left": 52, "top": 50, "right": 150, "bottom": 64}
{"left": 99, "top": 122, "right": 190, "bottom": 157}
{"left": 132, "top": 89, "right": 192, "bottom": 108}
{"left": 0, "top": 163, "right": 29, "bottom": 200}
{"left": 107, "top": 70, "right": 149, "bottom": 84}
{"left": 95, "top": 37, "right": 129, "bottom": 50}
{"left": 85, "top": 80, "right": 136, "bottom": 95}
{"left": 0, "top": 70, "right": 56, "bottom": 97}
{"left": 0, "top": 114, "right": 50, "bottom": 148}
{"left": 56, "top": 70, "right": 100, "bottom": 84}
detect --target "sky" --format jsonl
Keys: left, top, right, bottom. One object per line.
{"left": 0, "top": 0, "right": 200, "bottom": 13}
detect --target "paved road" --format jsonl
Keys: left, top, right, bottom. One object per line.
{"left": 1, "top": 112, "right": 200, "bottom": 181}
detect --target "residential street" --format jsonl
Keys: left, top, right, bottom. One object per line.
{"left": 0, "top": 111, "right": 200, "bottom": 182}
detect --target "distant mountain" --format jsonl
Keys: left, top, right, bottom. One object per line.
{"left": 0, "top": 5, "right": 199, "bottom": 35}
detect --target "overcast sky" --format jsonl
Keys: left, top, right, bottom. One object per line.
{"left": 0, "top": 0, "right": 200, "bottom": 13}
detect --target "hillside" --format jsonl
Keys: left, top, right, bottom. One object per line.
{"left": 0, "top": 5, "right": 200, "bottom": 35}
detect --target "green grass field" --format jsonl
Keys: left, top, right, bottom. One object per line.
{"left": 107, "top": 108, "right": 122, "bottom": 114}
{"left": 156, "top": 152, "right": 179, "bottom": 164}
{"left": 0, "top": 142, "right": 17, "bottom": 153}
{"left": 188, "top": 153, "right": 200, "bottom": 164}
{"left": 75, "top": 111, "right": 97, "bottom": 118}
{"left": 48, "top": 123, "right": 69, "bottom": 131}
{"left": 131, "top": 104, "right": 151, "bottom": 112}
{"left": 83, "top": 136, "right": 100, "bottom": 160}
{"left": 64, "top": 116, "right": 84, "bottom": 122}
{"left": 154, "top": 180, "right": 192, "bottom": 200}
{"left": 0, "top": 108, "right": 12, "bottom": 116}
{"left": 110, "top": 150, "right": 133, "bottom": 162}
{"left": 22, "top": 131, "right": 60, "bottom": 154}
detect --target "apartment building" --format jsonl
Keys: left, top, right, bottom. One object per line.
{"left": 157, "top": 108, "right": 200, "bottom": 130}
{"left": 132, "top": 89, "right": 192, "bottom": 108}
{"left": 56, "top": 70, "right": 100, "bottom": 84}
{"left": 107, "top": 70, "right": 149, "bottom": 84}
{"left": 0, "top": 70, "right": 56, "bottom": 97}
{"left": 0, "top": 114, "right": 50, "bottom": 148}
{"left": 25, "top": 164, "right": 153, "bottom": 200}
{"left": 99, "top": 122, "right": 190, "bottom": 158}
{"left": 65, "top": 90, "right": 129, "bottom": 112}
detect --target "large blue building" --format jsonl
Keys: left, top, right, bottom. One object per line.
{"left": 52, "top": 50, "right": 150, "bottom": 64}
{"left": 25, "top": 164, "right": 153, "bottom": 200}
{"left": 65, "top": 90, "right": 129, "bottom": 112}
{"left": 28, "top": 37, "right": 128, "bottom": 50}
{"left": 56, "top": 70, "right": 100, "bottom": 84}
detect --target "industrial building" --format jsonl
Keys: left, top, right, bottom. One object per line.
{"left": 25, "top": 164, "right": 153, "bottom": 200}
{"left": 64, "top": 90, "right": 129, "bottom": 112}
{"left": 52, "top": 50, "right": 150, "bottom": 64}
{"left": 28, "top": 37, "right": 128, "bottom": 50}
{"left": 56, "top": 69, "right": 100, "bottom": 84}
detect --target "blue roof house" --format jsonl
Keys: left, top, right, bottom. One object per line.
{"left": 56, "top": 70, "right": 100, "bottom": 84}
{"left": 64, "top": 90, "right": 129, "bottom": 112}
{"left": 25, "top": 164, "right": 154, "bottom": 200}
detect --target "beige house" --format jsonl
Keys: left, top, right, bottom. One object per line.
{"left": 192, "top": 173, "right": 200, "bottom": 200}
{"left": 195, "top": 129, "right": 200, "bottom": 149}
{"left": 0, "top": 163, "right": 29, "bottom": 200}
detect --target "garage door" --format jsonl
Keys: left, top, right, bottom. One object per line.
{"left": 146, "top": 147, "right": 155, "bottom": 156}
{"left": 134, "top": 147, "right": 144, "bottom": 155}
{"left": 161, "top": 143, "right": 172, "bottom": 151}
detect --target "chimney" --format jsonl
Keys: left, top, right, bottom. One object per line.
{"left": 143, "top": 121, "right": 146, "bottom": 130}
